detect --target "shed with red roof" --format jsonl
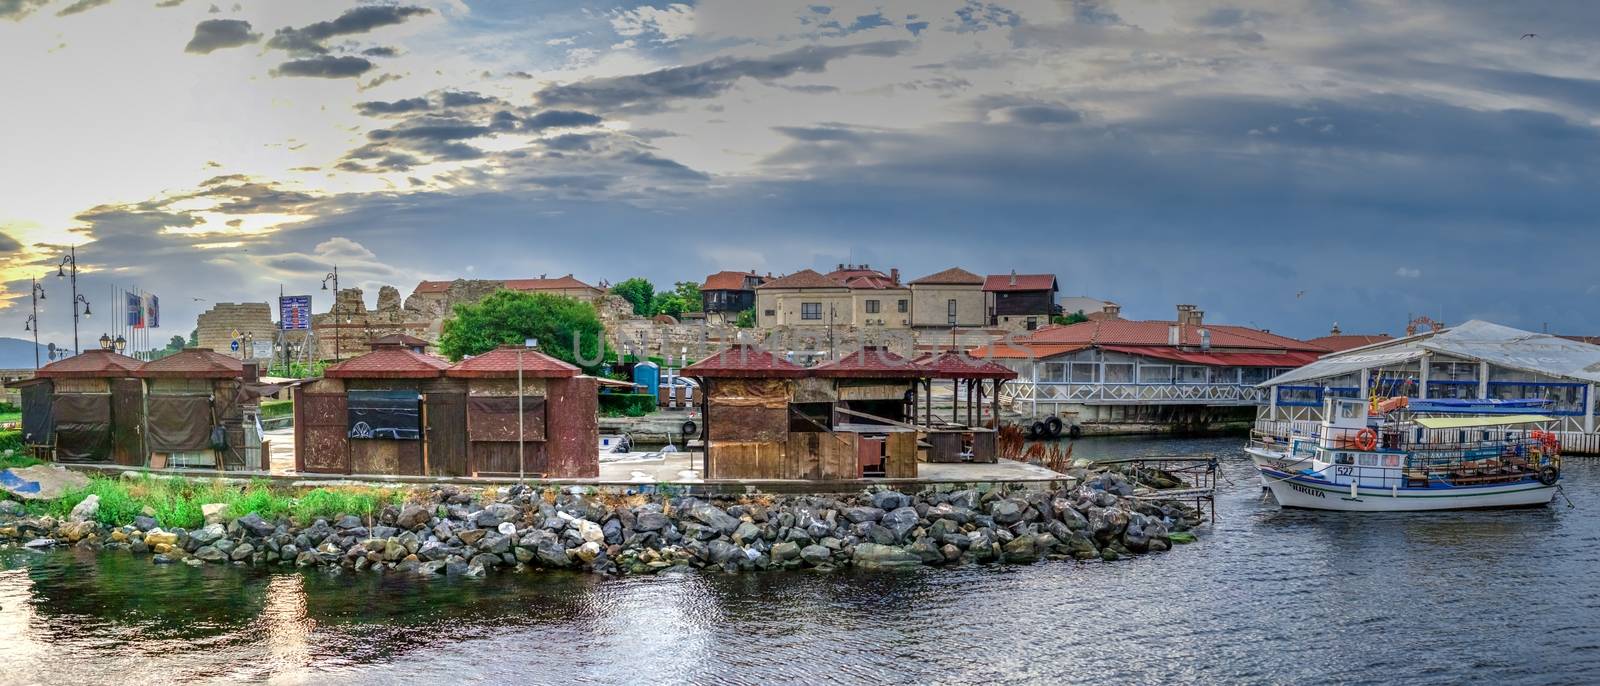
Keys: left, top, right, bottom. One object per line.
{"left": 445, "top": 346, "right": 596, "bottom": 478}
{"left": 135, "top": 348, "right": 255, "bottom": 470}
{"left": 31, "top": 349, "right": 145, "bottom": 465}
{"left": 292, "top": 344, "right": 453, "bottom": 476}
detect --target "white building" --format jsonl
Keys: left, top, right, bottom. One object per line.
{"left": 1257, "top": 320, "right": 1600, "bottom": 454}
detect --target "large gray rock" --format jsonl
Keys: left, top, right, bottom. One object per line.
{"left": 474, "top": 503, "right": 518, "bottom": 529}
{"left": 190, "top": 523, "right": 225, "bottom": 546}
{"left": 800, "top": 544, "right": 832, "bottom": 566}
{"left": 230, "top": 542, "right": 256, "bottom": 561}
{"left": 732, "top": 521, "right": 762, "bottom": 545}
{"left": 536, "top": 542, "right": 571, "bottom": 568}
{"left": 990, "top": 499, "right": 1027, "bottom": 525}
{"left": 396, "top": 505, "right": 431, "bottom": 529}
{"left": 634, "top": 512, "right": 669, "bottom": 532}
{"left": 193, "top": 545, "right": 228, "bottom": 563}
{"left": 707, "top": 540, "right": 743, "bottom": 565}
{"left": 236, "top": 512, "right": 276, "bottom": 538}
{"left": 881, "top": 507, "right": 919, "bottom": 541}
{"left": 843, "top": 507, "right": 885, "bottom": 524}
{"left": 771, "top": 541, "right": 801, "bottom": 564}
{"left": 68, "top": 494, "right": 99, "bottom": 523}
{"left": 852, "top": 543, "right": 922, "bottom": 570}
{"left": 133, "top": 515, "right": 158, "bottom": 531}
{"left": 870, "top": 490, "right": 911, "bottom": 511}
{"left": 1001, "top": 535, "right": 1038, "bottom": 563}
{"left": 689, "top": 505, "right": 741, "bottom": 536}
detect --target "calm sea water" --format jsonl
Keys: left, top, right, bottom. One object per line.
{"left": 2, "top": 436, "right": 1596, "bottom": 685}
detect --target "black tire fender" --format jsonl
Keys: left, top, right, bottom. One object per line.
{"left": 681, "top": 420, "right": 699, "bottom": 438}
{"left": 1045, "top": 416, "right": 1064, "bottom": 438}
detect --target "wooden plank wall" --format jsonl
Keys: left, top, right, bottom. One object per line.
{"left": 708, "top": 440, "right": 786, "bottom": 479}
{"left": 784, "top": 432, "right": 857, "bottom": 480}
{"left": 886, "top": 432, "right": 918, "bottom": 478}
{"left": 545, "top": 376, "right": 598, "bottom": 478}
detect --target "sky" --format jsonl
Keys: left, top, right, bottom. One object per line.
{"left": 2, "top": 0, "right": 1597, "bottom": 353}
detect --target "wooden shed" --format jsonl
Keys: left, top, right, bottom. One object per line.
{"left": 684, "top": 346, "right": 809, "bottom": 480}
{"left": 32, "top": 350, "right": 144, "bottom": 465}
{"left": 445, "top": 346, "right": 598, "bottom": 478}
{"left": 136, "top": 348, "right": 252, "bottom": 470}
{"left": 810, "top": 347, "right": 926, "bottom": 478}
{"left": 306, "top": 343, "right": 453, "bottom": 476}
{"left": 911, "top": 350, "right": 1018, "bottom": 463}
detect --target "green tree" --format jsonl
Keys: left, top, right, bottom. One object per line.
{"left": 438, "top": 290, "right": 607, "bottom": 372}
{"left": 186, "top": 328, "right": 199, "bottom": 346}
{"left": 611, "top": 277, "right": 655, "bottom": 316}
{"left": 672, "top": 281, "right": 702, "bottom": 312}
{"left": 1051, "top": 310, "right": 1089, "bottom": 326}
{"left": 653, "top": 292, "right": 688, "bottom": 319}
{"left": 734, "top": 309, "right": 756, "bottom": 328}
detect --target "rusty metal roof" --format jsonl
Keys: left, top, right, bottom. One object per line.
{"left": 983, "top": 273, "right": 1058, "bottom": 292}
{"left": 136, "top": 348, "right": 243, "bottom": 379}
{"left": 909, "top": 267, "right": 983, "bottom": 285}
{"left": 682, "top": 345, "right": 808, "bottom": 378}
{"left": 812, "top": 347, "right": 928, "bottom": 378}
{"left": 754, "top": 269, "right": 847, "bottom": 290}
{"left": 912, "top": 350, "right": 1018, "bottom": 379}
{"left": 445, "top": 346, "right": 581, "bottom": 378}
{"left": 324, "top": 348, "right": 450, "bottom": 379}
{"left": 35, "top": 349, "right": 143, "bottom": 379}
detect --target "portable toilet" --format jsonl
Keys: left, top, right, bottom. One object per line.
{"left": 633, "top": 361, "right": 660, "bottom": 404}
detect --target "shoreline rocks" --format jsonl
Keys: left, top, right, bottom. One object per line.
{"left": 0, "top": 471, "right": 1203, "bottom": 577}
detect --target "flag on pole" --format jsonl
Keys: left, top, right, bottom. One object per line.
{"left": 146, "top": 293, "right": 159, "bottom": 328}
{"left": 126, "top": 290, "right": 145, "bottom": 329}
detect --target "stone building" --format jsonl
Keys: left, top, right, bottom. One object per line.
{"left": 195, "top": 302, "right": 279, "bottom": 360}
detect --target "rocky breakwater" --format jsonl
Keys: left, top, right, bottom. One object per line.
{"left": 0, "top": 473, "right": 1202, "bottom": 577}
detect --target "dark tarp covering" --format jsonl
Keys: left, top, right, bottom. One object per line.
{"left": 466, "top": 396, "right": 546, "bottom": 442}
{"left": 348, "top": 389, "right": 421, "bottom": 440}
{"left": 52, "top": 393, "right": 111, "bottom": 463}
{"left": 147, "top": 395, "right": 213, "bottom": 452}
{"left": 20, "top": 381, "right": 52, "bottom": 445}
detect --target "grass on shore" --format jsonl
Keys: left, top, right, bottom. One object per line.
{"left": 19, "top": 473, "right": 408, "bottom": 530}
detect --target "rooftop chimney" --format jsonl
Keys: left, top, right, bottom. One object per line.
{"left": 1103, "top": 303, "right": 1121, "bottom": 317}
{"left": 1168, "top": 324, "right": 1180, "bottom": 346}
{"left": 1176, "top": 304, "right": 1203, "bottom": 327}
{"left": 889, "top": 267, "right": 900, "bottom": 284}
{"left": 1009, "top": 270, "right": 1017, "bottom": 286}
{"left": 1330, "top": 322, "right": 1342, "bottom": 335}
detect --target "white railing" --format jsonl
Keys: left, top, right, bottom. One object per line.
{"left": 1005, "top": 382, "right": 1267, "bottom": 406}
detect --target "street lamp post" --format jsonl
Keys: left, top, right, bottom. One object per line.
{"left": 58, "top": 246, "right": 87, "bottom": 355}
{"left": 321, "top": 265, "right": 340, "bottom": 362}
{"left": 25, "top": 278, "right": 44, "bottom": 369}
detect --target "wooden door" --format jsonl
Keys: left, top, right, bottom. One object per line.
{"left": 425, "top": 392, "right": 467, "bottom": 477}
{"left": 110, "top": 378, "right": 145, "bottom": 466}
{"left": 295, "top": 392, "right": 349, "bottom": 474}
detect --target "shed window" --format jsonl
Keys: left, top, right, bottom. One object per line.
{"left": 865, "top": 299, "right": 880, "bottom": 314}
{"left": 1139, "top": 365, "right": 1172, "bottom": 383}
{"left": 1104, "top": 363, "right": 1134, "bottom": 384}
{"left": 1041, "top": 362, "right": 1068, "bottom": 383}
{"left": 1070, "top": 363, "right": 1099, "bottom": 383}
{"left": 898, "top": 299, "right": 908, "bottom": 313}
{"left": 801, "top": 302, "right": 821, "bottom": 320}
{"left": 1176, "top": 366, "right": 1208, "bottom": 384}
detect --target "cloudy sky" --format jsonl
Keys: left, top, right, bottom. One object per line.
{"left": 2, "top": 0, "right": 1597, "bottom": 351}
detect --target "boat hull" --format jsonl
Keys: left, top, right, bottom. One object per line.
{"left": 1245, "top": 446, "right": 1307, "bottom": 487}
{"left": 1259, "top": 467, "right": 1557, "bottom": 512}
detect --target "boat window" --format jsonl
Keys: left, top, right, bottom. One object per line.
{"left": 1335, "top": 452, "right": 1355, "bottom": 465}
{"left": 1381, "top": 455, "right": 1401, "bottom": 468}
{"left": 1359, "top": 454, "right": 1378, "bottom": 467}
{"left": 1336, "top": 400, "right": 1364, "bottom": 421}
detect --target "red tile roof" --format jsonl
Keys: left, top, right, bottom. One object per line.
{"left": 965, "top": 342, "right": 1090, "bottom": 360}
{"left": 413, "top": 275, "right": 598, "bottom": 295}
{"left": 702, "top": 270, "right": 761, "bottom": 291}
{"left": 1025, "top": 320, "right": 1321, "bottom": 351}
{"left": 324, "top": 348, "right": 450, "bottom": 379}
{"left": 1560, "top": 335, "right": 1600, "bottom": 346}
{"left": 136, "top": 348, "right": 243, "bottom": 379}
{"left": 1305, "top": 334, "right": 1392, "bottom": 353}
{"left": 825, "top": 266, "right": 889, "bottom": 282}
{"left": 682, "top": 345, "right": 808, "bottom": 378}
{"left": 812, "top": 347, "right": 927, "bottom": 378}
{"left": 909, "top": 267, "right": 983, "bottom": 285}
{"left": 444, "top": 346, "right": 580, "bottom": 378}
{"left": 912, "top": 350, "right": 1017, "bottom": 379}
{"left": 35, "top": 350, "right": 143, "bottom": 379}
{"left": 841, "top": 274, "right": 905, "bottom": 290}
{"left": 983, "top": 274, "right": 1058, "bottom": 292}
{"left": 755, "top": 269, "right": 847, "bottom": 290}
{"left": 1098, "top": 345, "right": 1323, "bottom": 368}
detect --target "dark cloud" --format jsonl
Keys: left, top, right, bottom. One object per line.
{"left": 356, "top": 97, "right": 430, "bottom": 116}
{"left": 185, "top": 18, "right": 260, "bottom": 54}
{"left": 439, "top": 91, "right": 500, "bottom": 108}
{"left": 266, "top": 5, "right": 432, "bottom": 56}
{"left": 272, "top": 55, "right": 375, "bottom": 79}
{"left": 997, "top": 104, "right": 1083, "bottom": 125}
{"left": 523, "top": 110, "right": 602, "bottom": 131}
{"left": 0, "top": 231, "right": 20, "bottom": 253}
{"left": 0, "top": 0, "right": 49, "bottom": 20}
{"left": 368, "top": 121, "right": 491, "bottom": 142}
{"left": 361, "top": 46, "right": 397, "bottom": 57}
{"left": 535, "top": 41, "right": 911, "bottom": 113}
{"left": 55, "top": 0, "right": 110, "bottom": 16}
{"left": 155, "top": 0, "right": 184, "bottom": 6}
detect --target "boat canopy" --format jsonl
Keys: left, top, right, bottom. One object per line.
{"left": 1414, "top": 415, "right": 1555, "bottom": 430}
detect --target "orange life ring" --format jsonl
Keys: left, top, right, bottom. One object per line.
{"left": 1354, "top": 428, "right": 1378, "bottom": 451}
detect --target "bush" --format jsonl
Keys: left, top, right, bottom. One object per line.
{"left": 0, "top": 430, "right": 25, "bottom": 458}
{"left": 0, "top": 401, "right": 19, "bottom": 414}
{"left": 20, "top": 474, "right": 405, "bottom": 529}
{"left": 599, "top": 393, "right": 656, "bottom": 417}
{"left": 259, "top": 399, "right": 294, "bottom": 420}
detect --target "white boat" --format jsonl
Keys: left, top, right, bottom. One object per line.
{"left": 1248, "top": 396, "right": 1562, "bottom": 512}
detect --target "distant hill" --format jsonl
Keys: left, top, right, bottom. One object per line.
{"left": 0, "top": 337, "right": 51, "bottom": 369}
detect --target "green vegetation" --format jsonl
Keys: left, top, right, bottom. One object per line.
{"left": 259, "top": 399, "right": 294, "bottom": 421}
{"left": 0, "top": 401, "right": 19, "bottom": 428}
{"left": 1052, "top": 310, "right": 1089, "bottom": 326}
{"left": 599, "top": 393, "right": 657, "bottom": 417}
{"left": 734, "top": 309, "right": 757, "bottom": 328}
{"left": 21, "top": 473, "right": 406, "bottom": 529}
{"left": 437, "top": 289, "right": 608, "bottom": 372}
{"left": 269, "top": 359, "right": 329, "bottom": 379}
{"left": 0, "top": 431, "right": 39, "bottom": 469}
{"left": 610, "top": 277, "right": 656, "bottom": 316}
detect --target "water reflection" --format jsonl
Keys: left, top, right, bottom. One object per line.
{"left": 0, "top": 437, "right": 1596, "bottom": 684}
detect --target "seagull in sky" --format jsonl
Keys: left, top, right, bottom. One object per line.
{"left": 1521, "top": 33, "right": 1538, "bottom": 39}
{"left": 1295, "top": 290, "right": 1306, "bottom": 299}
